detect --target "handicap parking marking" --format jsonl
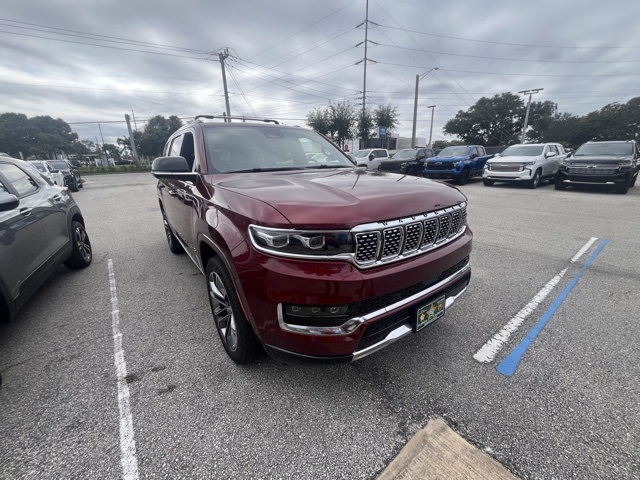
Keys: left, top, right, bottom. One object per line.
{"left": 496, "top": 239, "right": 608, "bottom": 376}
{"left": 473, "top": 237, "right": 599, "bottom": 364}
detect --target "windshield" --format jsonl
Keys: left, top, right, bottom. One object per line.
{"left": 436, "top": 146, "right": 469, "bottom": 157}
{"left": 204, "top": 126, "right": 355, "bottom": 173}
{"left": 500, "top": 145, "right": 544, "bottom": 156}
{"left": 353, "top": 150, "right": 371, "bottom": 158}
{"left": 574, "top": 142, "right": 633, "bottom": 156}
{"left": 48, "top": 161, "right": 69, "bottom": 170}
{"left": 31, "top": 162, "right": 46, "bottom": 172}
{"left": 391, "top": 149, "right": 416, "bottom": 160}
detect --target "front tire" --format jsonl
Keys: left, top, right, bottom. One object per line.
{"left": 483, "top": 179, "right": 494, "bottom": 186}
{"left": 206, "top": 257, "right": 262, "bottom": 364}
{"left": 614, "top": 181, "right": 630, "bottom": 194}
{"left": 554, "top": 178, "right": 567, "bottom": 190}
{"left": 456, "top": 168, "right": 470, "bottom": 185}
{"left": 528, "top": 170, "right": 541, "bottom": 189}
{"left": 64, "top": 221, "right": 92, "bottom": 269}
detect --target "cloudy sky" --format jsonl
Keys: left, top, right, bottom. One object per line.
{"left": 2, "top": 0, "right": 639, "bottom": 147}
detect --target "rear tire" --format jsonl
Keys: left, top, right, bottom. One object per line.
{"left": 483, "top": 179, "right": 494, "bottom": 186}
{"left": 206, "top": 257, "right": 262, "bottom": 364}
{"left": 64, "top": 221, "right": 92, "bottom": 269}
{"left": 162, "top": 209, "right": 184, "bottom": 254}
{"left": 630, "top": 174, "right": 637, "bottom": 187}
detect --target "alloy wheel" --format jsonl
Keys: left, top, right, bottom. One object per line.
{"left": 74, "top": 224, "right": 92, "bottom": 262}
{"left": 208, "top": 271, "right": 238, "bottom": 352}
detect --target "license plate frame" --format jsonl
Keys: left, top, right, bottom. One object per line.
{"left": 415, "top": 295, "right": 446, "bottom": 332}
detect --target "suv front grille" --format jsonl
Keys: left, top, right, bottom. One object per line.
{"left": 354, "top": 203, "right": 467, "bottom": 267}
{"left": 568, "top": 166, "right": 618, "bottom": 175}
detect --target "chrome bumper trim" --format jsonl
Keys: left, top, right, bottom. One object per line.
{"left": 277, "top": 261, "right": 471, "bottom": 336}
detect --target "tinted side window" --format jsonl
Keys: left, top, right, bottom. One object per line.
{"left": 0, "top": 178, "right": 7, "bottom": 193}
{"left": 0, "top": 164, "right": 39, "bottom": 196}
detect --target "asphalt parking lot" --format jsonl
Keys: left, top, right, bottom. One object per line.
{"left": 1, "top": 173, "right": 639, "bottom": 479}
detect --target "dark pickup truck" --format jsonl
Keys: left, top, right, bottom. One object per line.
{"left": 378, "top": 147, "right": 435, "bottom": 176}
{"left": 424, "top": 145, "right": 494, "bottom": 185}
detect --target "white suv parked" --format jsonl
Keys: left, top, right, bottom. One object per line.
{"left": 483, "top": 143, "right": 566, "bottom": 189}
{"left": 352, "top": 148, "right": 389, "bottom": 170}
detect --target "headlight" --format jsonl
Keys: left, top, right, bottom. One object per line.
{"left": 249, "top": 225, "right": 353, "bottom": 257}
{"left": 484, "top": 163, "right": 492, "bottom": 171}
{"left": 453, "top": 161, "right": 463, "bottom": 167}
{"left": 617, "top": 160, "right": 632, "bottom": 166}
{"left": 519, "top": 161, "right": 535, "bottom": 171}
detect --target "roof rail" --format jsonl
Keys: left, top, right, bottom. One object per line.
{"left": 193, "top": 115, "right": 279, "bottom": 124}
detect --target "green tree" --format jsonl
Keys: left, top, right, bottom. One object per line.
{"left": 524, "top": 101, "right": 558, "bottom": 142}
{"left": 0, "top": 112, "right": 34, "bottom": 158}
{"left": 28, "top": 116, "right": 79, "bottom": 158}
{"left": 432, "top": 139, "right": 462, "bottom": 150}
{"left": 136, "top": 115, "right": 182, "bottom": 158}
{"left": 539, "top": 113, "right": 590, "bottom": 149}
{"left": 102, "top": 143, "right": 121, "bottom": 161}
{"left": 328, "top": 101, "right": 356, "bottom": 148}
{"left": 356, "top": 108, "right": 374, "bottom": 145}
{"left": 444, "top": 93, "right": 526, "bottom": 146}
{"left": 373, "top": 104, "right": 399, "bottom": 133}
{"left": 306, "top": 107, "right": 331, "bottom": 136}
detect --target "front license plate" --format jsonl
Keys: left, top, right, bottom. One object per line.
{"left": 415, "top": 295, "right": 445, "bottom": 332}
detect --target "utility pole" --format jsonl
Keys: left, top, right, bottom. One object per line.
{"left": 427, "top": 105, "right": 436, "bottom": 148}
{"left": 355, "top": 0, "right": 378, "bottom": 147}
{"left": 411, "top": 67, "right": 438, "bottom": 148}
{"left": 519, "top": 88, "right": 543, "bottom": 143}
{"left": 219, "top": 48, "right": 231, "bottom": 122}
{"left": 125, "top": 114, "right": 140, "bottom": 168}
{"left": 131, "top": 110, "right": 138, "bottom": 130}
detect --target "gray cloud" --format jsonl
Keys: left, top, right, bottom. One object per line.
{"left": 1, "top": 0, "right": 639, "bottom": 146}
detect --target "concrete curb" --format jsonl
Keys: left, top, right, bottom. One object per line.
{"left": 377, "top": 417, "right": 519, "bottom": 480}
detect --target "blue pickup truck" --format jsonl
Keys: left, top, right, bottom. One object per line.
{"left": 423, "top": 145, "right": 494, "bottom": 185}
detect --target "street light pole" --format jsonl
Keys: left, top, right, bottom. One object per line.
{"left": 518, "top": 88, "right": 543, "bottom": 143}
{"left": 427, "top": 105, "right": 436, "bottom": 148}
{"left": 411, "top": 67, "right": 439, "bottom": 148}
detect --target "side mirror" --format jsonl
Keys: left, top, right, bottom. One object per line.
{"left": 0, "top": 191, "right": 19, "bottom": 212}
{"left": 151, "top": 156, "right": 197, "bottom": 183}
{"left": 50, "top": 169, "right": 60, "bottom": 173}
{"left": 471, "top": 153, "right": 478, "bottom": 159}
{"left": 545, "top": 152, "right": 556, "bottom": 158}
{"left": 368, "top": 154, "right": 375, "bottom": 161}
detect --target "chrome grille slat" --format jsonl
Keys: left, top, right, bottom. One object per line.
{"left": 353, "top": 203, "right": 467, "bottom": 267}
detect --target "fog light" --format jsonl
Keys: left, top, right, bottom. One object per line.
{"left": 284, "top": 304, "right": 351, "bottom": 317}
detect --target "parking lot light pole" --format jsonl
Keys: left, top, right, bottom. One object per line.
{"left": 411, "top": 67, "right": 439, "bottom": 148}
{"left": 427, "top": 105, "right": 436, "bottom": 148}
{"left": 519, "top": 88, "right": 543, "bottom": 143}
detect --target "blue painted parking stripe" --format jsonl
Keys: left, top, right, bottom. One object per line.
{"left": 496, "top": 239, "right": 608, "bottom": 377}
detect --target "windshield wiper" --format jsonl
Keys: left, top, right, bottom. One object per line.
{"left": 226, "top": 166, "right": 305, "bottom": 173}
{"left": 304, "top": 164, "right": 353, "bottom": 169}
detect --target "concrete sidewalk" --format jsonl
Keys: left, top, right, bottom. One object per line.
{"left": 377, "top": 417, "right": 519, "bottom": 480}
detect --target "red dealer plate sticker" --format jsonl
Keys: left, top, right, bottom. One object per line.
{"left": 415, "top": 295, "right": 445, "bottom": 332}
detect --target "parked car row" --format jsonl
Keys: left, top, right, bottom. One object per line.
{"left": 358, "top": 139, "right": 639, "bottom": 195}
{"left": 28, "top": 159, "right": 83, "bottom": 192}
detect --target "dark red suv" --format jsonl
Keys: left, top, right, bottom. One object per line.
{"left": 151, "top": 116, "right": 472, "bottom": 364}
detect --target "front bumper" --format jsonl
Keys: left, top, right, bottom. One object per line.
{"left": 424, "top": 169, "right": 460, "bottom": 180}
{"left": 556, "top": 168, "right": 634, "bottom": 186}
{"left": 483, "top": 168, "right": 535, "bottom": 182}
{"left": 234, "top": 229, "right": 473, "bottom": 363}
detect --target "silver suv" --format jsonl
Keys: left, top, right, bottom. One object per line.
{"left": 483, "top": 143, "right": 566, "bottom": 188}
{"left": 0, "top": 156, "right": 92, "bottom": 323}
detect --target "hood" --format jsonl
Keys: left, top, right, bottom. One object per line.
{"left": 488, "top": 154, "right": 542, "bottom": 163}
{"left": 429, "top": 155, "right": 469, "bottom": 163}
{"left": 214, "top": 169, "right": 466, "bottom": 229}
{"left": 567, "top": 155, "right": 634, "bottom": 165}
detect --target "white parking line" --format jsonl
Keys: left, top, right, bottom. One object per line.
{"left": 473, "top": 237, "right": 598, "bottom": 364}
{"left": 109, "top": 259, "right": 140, "bottom": 480}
